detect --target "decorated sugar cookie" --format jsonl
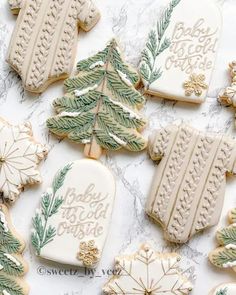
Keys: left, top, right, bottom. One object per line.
{"left": 0, "top": 118, "right": 47, "bottom": 203}
{"left": 0, "top": 204, "right": 29, "bottom": 295}
{"left": 32, "top": 40, "right": 147, "bottom": 267}
{"left": 47, "top": 39, "right": 147, "bottom": 159}
{"left": 7, "top": 0, "right": 100, "bottom": 93}
{"left": 209, "top": 208, "right": 236, "bottom": 270}
{"left": 147, "top": 123, "right": 236, "bottom": 243}
{"left": 32, "top": 159, "right": 115, "bottom": 267}
{"left": 140, "top": 0, "right": 222, "bottom": 103}
{"left": 219, "top": 61, "right": 236, "bottom": 126}
{"left": 103, "top": 244, "right": 193, "bottom": 294}
{"left": 209, "top": 283, "right": 236, "bottom": 295}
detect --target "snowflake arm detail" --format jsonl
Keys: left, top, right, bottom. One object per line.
{"left": 0, "top": 119, "right": 47, "bottom": 203}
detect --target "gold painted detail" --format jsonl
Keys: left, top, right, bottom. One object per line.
{"left": 183, "top": 74, "right": 208, "bottom": 97}
{"left": 77, "top": 240, "right": 99, "bottom": 267}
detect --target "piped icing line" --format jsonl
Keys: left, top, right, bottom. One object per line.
{"left": 0, "top": 211, "right": 9, "bottom": 232}
{"left": 59, "top": 111, "right": 81, "bottom": 117}
{"left": 222, "top": 260, "right": 236, "bottom": 268}
{"left": 225, "top": 244, "right": 236, "bottom": 250}
{"left": 116, "top": 69, "right": 133, "bottom": 87}
{"left": 109, "top": 133, "right": 127, "bottom": 146}
{"left": 4, "top": 254, "right": 21, "bottom": 266}
{"left": 108, "top": 97, "right": 142, "bottom": 119}
{"left": 81, "top": 139, "right": 91, "bottom": 144}
{"left": 74, "top": 84, "right": 98, "bottom": 97}
{"left": 89, "top": 61, "right": 105, "bottom": 69}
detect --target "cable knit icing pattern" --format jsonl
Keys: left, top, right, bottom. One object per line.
{"left": 147, "top": 123, "right": 236, "bottom": 243}
{"left": 7, "top": 0, "right": 100, "bottom": 93}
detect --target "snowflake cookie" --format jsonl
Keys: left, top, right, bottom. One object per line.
{"left": 209, "top": 208, "right": 236, "bottom": 271}
{"left": 47, "top": 39, "right": 147, "bottom": 160}
{"left": 0, "top": 204, "right": 29, "bottom": 295}
{"left": 103, "top": 244, "right": 193, "bottom": 295}
{"left": 0, "top": 118, "right": 47, "bottom": 203}
{"left": 140, "top": 0, "right": 222, "bottom": 103}
{"left": 147, "top": 123, "right": 236, "bottom": 243}
{"left": 209, "top": 283, "right": 236, "bottom": 295}
{"left": 7, "top": 0, "right": 100, "bottom": 93}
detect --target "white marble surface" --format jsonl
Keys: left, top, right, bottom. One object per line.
{"left": 0, "top": 0, "right": 236, "bottom": 294}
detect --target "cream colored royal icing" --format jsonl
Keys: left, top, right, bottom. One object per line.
{"left": 147, "top": 123, "right": 236, "bottom": 243}
{"left": 31, "top": 159, "right": 116, "bottom": 268}
{"left": 140, "top": 0, "right": 222, "bottom": 103}
{"left": 7, "top": 0, "right": 100, "bottom": 93}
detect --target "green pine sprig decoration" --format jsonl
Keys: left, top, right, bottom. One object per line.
{"left": 216, "top": 288, "right": 228, "bottom": 295}
{"left": 47, "top": 39, "right": 147, "bottom": 159}
{"left": 140, "top": 0, "right": 181, "bottom": 89}
{"left": 0, "top": 206, "right": 27, "bottom": 295}
{"left": 0, "top": 275, "right": 25, "bottom": 295}
{"left": 31, "top": 164, "right": 72, "bottom": 255}
{"left": 0, "top": 251, "right": 24, "bottom": 276}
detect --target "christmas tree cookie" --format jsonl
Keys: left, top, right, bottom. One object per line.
{"left": 140, "top": 0, "right": 222, "bottom": 103}
{"left": 209, "top": 283, "right": 236, "bottom": 295}
{"left": 209, "top": 208, "right": 236, "bottom": 270}
{"left": 0, "top": 204, "right": 29, "bottom": 295}
{"left": 47, "top": 39, "right": 147, "bottom": 159}
{"left": 0, "top": 118, "right": 47, "bottom": 203}
{"left": 103, "top": 244, "right": 193, "bottom": 294}
{"left": 32, "top": 40, "right": 147, "bottom": 267}
{"left": 7, "top": 0, "right": 100, "bottom": 93}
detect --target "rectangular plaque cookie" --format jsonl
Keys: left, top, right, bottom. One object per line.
{"left": 140, "top": 0, "right": 222, "bottom": 103}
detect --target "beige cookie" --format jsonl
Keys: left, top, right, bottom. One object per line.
{"left": 103, "top": 244, "right": 193, "bottom": 294}
{"left": 0, "top": 117, "right": 47, "bottom": 203}
{"left": 209, "top": 283, "right": 236, "bottom": 295}
{"left": 7, "top": 0, "right": 100, "bottom": 93}
{"left": 209, "top": 208, "right": 236, "bottom": 271}
{"left": 0, "top": 204, "right": 29, "bottom": 295}
{"left": 147, "top": 123, "right": 236, "bottom": 243}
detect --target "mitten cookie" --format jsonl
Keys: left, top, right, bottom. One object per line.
{"left": 31, "top": 159, "right": 116, "bottom": 267}
{"left": 209, "top": 208, "right": 236, "bottom": 270}
{"left": 7, "top": 0, "right": 100, "bottom": 93}
{"left": 209, "top": 283, "right": 236, "bottom": 295}
{"left": 147, "top": 123, "right": 236, "bottom": 243}
{"left": 0, "top": 118, "right": 47, "bottom": 203}
{"left": 140, "top": 0, "right": 222, "bottom": 103}
{"left": 47, "top": 39, "right": 147, "bottom": 160}
{"left": 103, "top": 244, "right": 193, "bottom": 295}
{"left": 0, "top": 204, "right": 29, "bottom": 295}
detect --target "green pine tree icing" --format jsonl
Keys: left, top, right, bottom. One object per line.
{"left": 210, "top": 208, "right": 236, "bottom": 269}
{"left": 216, "top": 288, "right": 228, "bottom": 295}
{"left": 0, "top": 205, "right": 27, "bottom": 295}
{"left": 31, "top": 163, "right": 72, "bottom": 255}
{"left": 47, "top": 39, "right": 147, "bottom": 158}
{"left": 140, "top": 0, "right": 181, "bottom": 89}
